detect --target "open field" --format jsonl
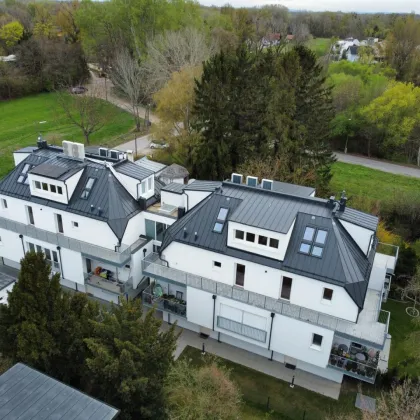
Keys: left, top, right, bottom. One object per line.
{"left": 180, "top": 346, "right": 363, "bottom": 420}
{"left": 331, "top": 162, "right": 420, "bottom": 203}
{"left": 307, "top": 37, "right": 331, "bottom": 57}
{"left": 0, "top": 93, "right": 139, "bottom": 179}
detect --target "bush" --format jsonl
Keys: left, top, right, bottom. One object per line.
{"left": 395, "top": 243, "right": 419, "bottom": 279}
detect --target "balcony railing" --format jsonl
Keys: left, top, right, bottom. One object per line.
{"left": 0, "top": 215, "right": 148, "bottom": 265}
{"left": 142, "top": 253, "right": 388, "bottom": 348}
{"left": 85, "top": 272, "right": 134, "bottom": 295}
{"left": 142, "top": 286, "right": 187, "bottom": 318}
{"left": 328, "top": 355, "right": 378, "bottom": 384}
{"left": 217, "top": 316, "right": 267, "bottom": 343}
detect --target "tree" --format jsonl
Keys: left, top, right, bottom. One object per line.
{"left": 112, "top": 48, "right": 149, "bottom": 131}
{"left": 0, "top": 20, "right": 24, "bottom": 47}
{"left": 56, "top": 0, "right": 80, "bottom": 44}
{"left": 165, "top": 357, "right": 242, "bottom": 420}
{"left": 56, "top": 87, "right": 116, "bottom": 144}
{"left": 85, "top": 299, "right": 179, "bottom": 420}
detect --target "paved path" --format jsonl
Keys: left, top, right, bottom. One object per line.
{"left": 116, "top": 133, "right": 153, "bottom": 155}
{"left": 335, "top": 152, "right": 420, "bottom": 178}
{"left": 161, "top": 322, "right": 342, "bottom": 400}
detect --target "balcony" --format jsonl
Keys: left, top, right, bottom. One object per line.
{"left": 0, "top": 215, "right": 148, "bottom": 265}
{"left": 142, "top": 284, "right": 187, "bottom": 317}
{"left": 217, "top": 316, "right": 267, "bottom": 343}
{"left": 142, "top": 253, "right": 389, "bottom": 348}
{"left": 85, "top": 273, "right": 135, "bottom": 297}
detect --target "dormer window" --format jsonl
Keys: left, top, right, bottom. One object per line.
{"left": 213, "top": 207, "right": 229, "bottom": 233}
{"left": 17, "top": 163, "right": 32, "bottom": 184}
{"left": 299, "top": 227, "right": 328, "bottom": 257}
{"left": 81, "top": 178, "right": 95, "bottom": 199}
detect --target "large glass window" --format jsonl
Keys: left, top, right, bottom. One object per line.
{"left": 156, "top": 222, "right": 167, "bottom": 241}
{"left": 299, "top": 227, "right": 328, "bottom": 258}
{"left": 280, "top": 277, "right": 293, "bottom": 300}
{"left": 145, "top": 219, "right": 156, "bottom": 239}
{"left": 81, "top": 178, "right": 95, "bottom": 199}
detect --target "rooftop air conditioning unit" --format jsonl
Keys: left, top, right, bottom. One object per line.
{"left": 72, "top": 142, "right": 85, "bottom": 160}
{"left": 231, "top": 173, "right": 243, "bottom": 184}
{"left": 99, "top": 147, "right": 108, "bottom": 158}
{"left": 246, "top": 176, "right": 258, "bottom": 187}
{"left": 109, "top": 150, "right": 119, "bottom": 160}
{"left": 261, "top": 179, "right": 273, "bottom": 191}
{"left": 62, "top": 140, "right": 73, "bottom": 157}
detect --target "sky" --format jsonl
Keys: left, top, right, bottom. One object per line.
{"left": 199, "top": 0, "right": 418, "bottom": 14}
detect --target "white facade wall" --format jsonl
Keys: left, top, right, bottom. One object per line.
{"left": 142, "top": 211, "right": 177, "bottom": 227}
{"left": 340, "top": 220, "right": 374, "bottom": 256}
{"left": 0, "top": 228, "right": 25, "bottom": 264}
{"left": 161, "top": 191, "right": 184, "bottom": 208}
{"left": 131, "top": 240, "right": 154, "bottom": 289}
{"left": 121, "top": 212, "right": 144, "bottom": 245}
{"left": 65, "top": 169, "right": 84, "bottom": 199}
{"left": 0, "top": 195, "right": 119, "bottom": 250}
{"left": 163, "top": 242, "right": 358, "bottom": 321}
{"left": 227, "top": 221, "right": 295, "bottom": 261}
{"left": 185, "top": 190, "right": 211, "bottom": 210}
{"left": 28, "top": 174, "right": 68, "bottom": 204}
{"left": 13, "top": 153, "right": 31, "bottom": 166}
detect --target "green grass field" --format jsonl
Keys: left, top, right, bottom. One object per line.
{"left": 180, "top": 346, "right": 363, "bottom": 420}
{"left": 0, "top": 93, "right": 138, "bottom": 179}
{"left": 307, "top": 37, "right": 331, "bottom": 57}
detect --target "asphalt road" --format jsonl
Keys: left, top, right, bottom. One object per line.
{"left": 335, "top": 152, "right": 420, "bottom": 179}
{"left": 116, "top": 133, "right": 154, "bottom": 155}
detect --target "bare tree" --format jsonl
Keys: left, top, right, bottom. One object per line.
{"left": 143, "top": 27, "right": 217, "bottom": 94}
{"left": 111, "top": 48, "right": 149, "bottom": 131}
{"left": 56, "top": 85, "right": 115, "bottom": 144}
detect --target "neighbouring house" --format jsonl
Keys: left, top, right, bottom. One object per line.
{"left": 0, "top": 55, "right": 16, "bottom": 62}
{"left": 347, "top": 45, "right": 359, "bottom": 62}
{"left": 158, "top": 163, "right": 189, "bottom": 185}
{"left": 0, "top": 141, "right": 398, "bottom": 391}
{"left": 0, "top": 363, "right": 119, "bottom": 418}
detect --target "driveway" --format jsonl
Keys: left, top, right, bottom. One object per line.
{"left": 116, "top": 133, "right": 154, "bottom": 155}
{"left": 335, "top": 152, "right": 420, "bottom": 179}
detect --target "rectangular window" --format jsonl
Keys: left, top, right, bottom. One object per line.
{"left": 34, "top": 181, "right": 41, "bottom": 189}
{"left": 141, "top": 182, "right": 146, "bottom": 194}
{"left": 45, "top": 248, "right": 51, "bottom": 261}
{"left": 50, "top": 185, "right": 57, "bottom": 193}
{"left": 213, "top": 222, "right": 223, "bottom": 233}
{"left": 57, "top": 186, "right": 63, "bottom": 195}
{"left": 148, "top": 177, "right": 152, "bottom": 190}
{"left": 145, "top": 219, "right": 156, "bottom": 239}
{"left": 280, "top": 277, "right": 292, "bottom": 300}
{"left": 300, "top": 227, "right": 328, "bottom": 258}
{"left": 312, "top": 333, "right": 323, "bottom": 348}
{"left": 258, "top": 235, "right": 268, "bottom": 246}
{"left": 28, "top": 242, "right": 35, "bottom": 252}
{"left": 235, "top": 230, "right": 244, "bottom": 240}
{"left": 213, "top": 261, "right": 222, "bottom": 268}
{"left": 42, "top": 183, "right": 48, "bottom": 191}
{"left": 217, "top": 208, "right": 229, "bottom": 221}
{"left": 156, "top": 222, "right": 167, "bottom": 242}
{"left": 303, "top": 227, "right": 315, "bottom": 241}
{"left": 323, "top": 288, "right": 333, "bottom": 301}
{"left": 235, "top": 264, "right": 245, "bottom": 287}
{"left": 36, "top": 245, "right": 42, "bottom": 253}
{"left": 55, "top": 214, "right": 64, "bottom": 234}
{"left": 1, "top": 199, "right": 7, "bottom": 209}
{"left": 72, "top": 221, "right": 79, "bottom": 228}
{"left": 26, "top": 206, "right": 34, "bottom": 225}
{"left": 269, "top": 238, "right": 279, "bottom": 249}
{"left": 246, "top": 232, "right": 255, "bottom": 243}
{"left": 81, "top": 178, "right": 95, "bottom": 199}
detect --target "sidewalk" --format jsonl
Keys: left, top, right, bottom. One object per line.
{"left": 161, "top": 322, "right": 342, "bottom": 400}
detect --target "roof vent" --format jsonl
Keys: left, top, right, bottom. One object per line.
{"left": 339, "top": 190, "right": 347, "bottom": 211}
{"left": 183, "top": 227, "right": 187, "bottom": 237}
{"left": 261, "top": 179, "right": 273, "bottom": 190}
{"left": 109, "top": 150, "right": 119, "bottom": 160}
{"left": 231, "top": 173, "right": 243, "bottom": 184}
{"left": 62, "top": 140, "right": 73, "bottom": 156}
{"left": 71, "top": 142, "right": 85, "bottom": 160}
{"left": 246, "top": 176, "right": 258, "bottom": 187}
{"left": 194, "top": 231, "right": 198, "bottom": 240}
{"left": 99, "top": 147, "right": 108, "bottom": 158}
{"left": 37, "top": 135, "right": 47, "bottom": 149}
{"left": 90, "top": 205, "right": 95, "bottom": 211}
{"left": 97, "top": 207, "right": 102, "bottom": 215}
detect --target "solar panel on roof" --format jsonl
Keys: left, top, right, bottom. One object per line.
{"left": 30, "top": 163, "right": 69, "bottom": 179}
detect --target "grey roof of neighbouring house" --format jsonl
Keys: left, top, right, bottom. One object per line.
{"left": 272, "top": 181, "right": 315, "bottom": 197}
{"left": 0, "top": 147, "right": 141, "bottom": 240}
{"left": 161, "top": 181, "right": 378, "bottom": 308}
{"left": 0, "top": 363, "right": 119, "bottom": 420}
{"left": 349, "top": 46, "right": 359, "bottom": 55}
{"left": 161, "top": 183, "right": 186, "bottom": 194}
{"left": 114, "top": 160, "right": 154, "bottom": 181}
{"left": 135, "top": 157, "right": 166, "bottom": 174}
{"left": 159, "top": 163, "right": 189, "bottom": 179}
{"left": 184, "top": 180, "right": 222, "bottom": 192}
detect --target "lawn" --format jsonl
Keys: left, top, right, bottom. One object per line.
{"left": 180, "top": 346, "right": 362, "bottom": 420}
{"left": 381, "top": 299, "right": 420, "bottom": 377}
{"left": 331, "top": 162, "right": 420, "bottom": 203}
{"left": 307, "top": 37, "right": 331, "bottom": 57}
{"left": 0, "top": 93, "right": 139, "bottom": 179}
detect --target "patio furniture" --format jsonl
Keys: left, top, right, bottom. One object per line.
{"left": 338, "top": 344, "right": 348, "bottom": 353}
{"left": 356, "top": 353, "right": 367, "bottom": 362}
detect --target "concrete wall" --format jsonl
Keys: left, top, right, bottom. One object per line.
{"left": 184, "top": 190, "right": 211, "bottom": 210}
{"left": 161, "top": 191, "right": 184, "bottom": 208}
{"left": 340, "top": 220, "right": 374, "bottom": 256}
{"left": 13, "top": 153, "right": 31, "bottom": 166}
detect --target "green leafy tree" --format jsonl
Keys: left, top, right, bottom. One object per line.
{"left": 0, "top": 20, "right": 24, "bottom": 47}
{"left": 165, "top": 357, "right": 242, "bottom": 420}
{"left": 85, "top": 299, "right": 178, "bottom": 420}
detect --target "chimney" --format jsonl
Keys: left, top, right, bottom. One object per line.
{"left": 183, "top": 227, "right": 187, "bottom": 238}
{"left": 194, "top": 232, "right": 198, "bottom": 240}
{"left": 327, "top": 196, "right": 335, "bottom": 209}
{"left": 37, "top": 135, "right": 47, "bottom": 149}
{"left": 339, "top": 190, "right": 347, "bottom": 211}
{"left": 178, "top": 207, "right": 185, "bottom": 219}
{"left": 126, "top": 150, "right": 134, "bottom": 162}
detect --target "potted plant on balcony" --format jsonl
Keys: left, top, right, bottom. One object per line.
{"left": 366, "top": 366, "right": 376, "bottom": 379}
{"left": 351, "top": 362, "right": 358, "bottom": 373}
{"left": 337, "top": 358, "right": 344, "bottom": 368}
{"left": 345, "top": 361, "right": 352, "bottom": 371}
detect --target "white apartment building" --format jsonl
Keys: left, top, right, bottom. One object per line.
{"left": 0, "top": 140, "right": 397, "bottom": 387}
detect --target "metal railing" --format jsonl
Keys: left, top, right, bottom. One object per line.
{"left": 142, "top": 289, "right": 187, "bottom": 318}
{"left": 378, "top": 310, "right": 390, "bottom": 333}
{"left": 217, "top": 316, "right": 267, "bottom": 343}
{"left": 377, "top": 242, "right": 399, "bottom": 262}
{"left": 328, "top": 355, "right": 377, "bottom": 384}
{"left": 142, "top": 253, "right": 388, "bottom": 347}
{"left": 84, "top": 272, "right": 134, "bottom": 295}
{"left": 0, "top": 215, "right": 147, "bottom": 265}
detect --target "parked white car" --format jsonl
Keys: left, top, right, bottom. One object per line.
{"left": 150, "top": 142, "right": 169, "bottom": 149}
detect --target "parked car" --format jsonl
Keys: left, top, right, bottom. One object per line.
{"left": 150, "top": 141, "right": 169, "bottom": 149}
{"left": 71, "top": 86, "right": 88, "bottom": 94}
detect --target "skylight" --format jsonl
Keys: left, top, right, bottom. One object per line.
{"left": 299, "top": 227, "right": 328, "bottom": 258}
{"left": 81, "top": 177, "right": 96, "bottom": 199}
{"left": 217, "top": 207, "right": 228, "bottom": 222}
{"left": 17, "top": 163, "right": 32, "bottom": 184}
{"left": 213, "top": 207, "right": 229, "bottom": 233}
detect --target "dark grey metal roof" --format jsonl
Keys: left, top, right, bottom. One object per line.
{"left": 14, "top": 146, "right": 37, "bottom": 154}
{"left": 159, "top": 163, "right": 189, "bottom": 179}
{"left": 135, "top": 157, "right": 166, "bottom": 174}
{"left": 337, "top": 207, "right": 378, "bottom": 231}
{"left": 0, "top": 148, "right": 141, "bottom": 240}
{"left": 114, "top": 160, "right": 153, "bottom": 181}
{"left": 184, "top": 180, "right": 222, "bottom": 192}
{"left": 161, "top": 183, "right": 185, "bottom": 194}
{"left": 272, "top": 181, "right": 315, "bottom": 197}
{"left": 0, "top": 363, "right": 119, "bottom": 420}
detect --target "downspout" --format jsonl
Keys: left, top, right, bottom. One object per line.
{"left": 136, "top": 182, "right": 141, "bottom": 199}
{"left": 183, "top": 191, "right": 189, "bottom": 212}
{"left": 63, "top": 180, "right": 69, "bottom": 202}
{"left": 56, "top": 246, "right": 64, "bottom": 279}
{"left": 212, "top": 295, "right": 217, "bottom": 330}
{"left": 19, "top": 234, "right": 25, "bottom": 255}
{"left": 267, "top": 312, "right": 275, "bottom": 356}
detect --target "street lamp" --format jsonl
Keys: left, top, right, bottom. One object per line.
{"left": 344, "top": 118, "right": 352, "bottom": 154}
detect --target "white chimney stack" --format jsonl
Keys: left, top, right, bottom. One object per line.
{"left": 126, "top": 149, "right": 134, "bottom": 162}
